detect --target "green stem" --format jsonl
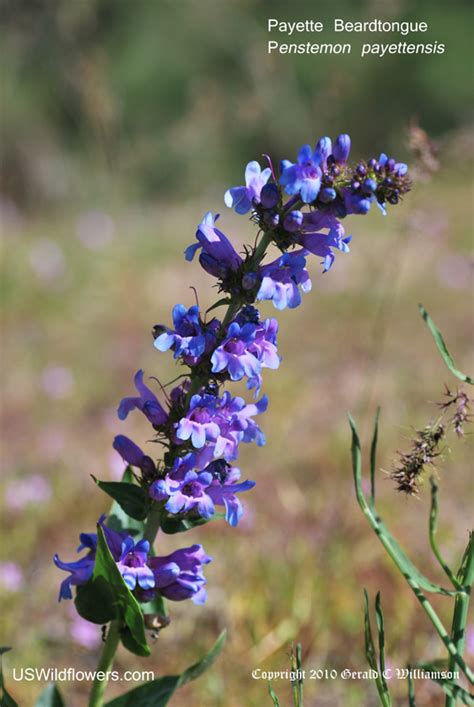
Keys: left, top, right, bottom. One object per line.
{"left": 429, "top": 478, "right": 463, "bottom": 591}
{"left": 446, "top": 534, "right": 474, "bottom": 707}
{"left": 88, "top": 620, "right": 121, "bottom": 707}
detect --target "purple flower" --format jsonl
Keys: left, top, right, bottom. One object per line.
{"left": 280, "top": 144, "right": 323, "bottom": 203}
{"left": 149, "top": 459, "right": 255, "bottom": 527}
{"left": 257, "top": 250, "right": 312, "bottom": 310}
{"left": 154, "top": 305, "right": 219, "bottom": 366}
{"left": 175, "top": 391, "right": 268, "bottom": 465}
{"left": 149, "top": 544, "right": 212, "bottom": 604}
{"left": 300, "top": 211, "right": 351, "bottom": 272}
{"left": 113, "top": 435, "right": 156, "bottom": 477}
{"left": 54, "top": 532, "right": 97, "bottom": 601}
{"left": 54, "top": 518, "right": 154, "bottom": 600}
{"left": 211, "top": 322, "right": 263, "bottom": 384}
{"left": 224, "top": 161, "right": 272, "bottom": 214}
{"left": 118, "top": 370, "right": 168, "bottom": 428}
{"left": 116, "top": 537, "right": 155, "bottom": 592}
{"left": 185, "top": 213, "right": 243, "bottom": 277}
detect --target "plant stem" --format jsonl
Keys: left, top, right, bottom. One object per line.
{"left": 446, "top": 534, "right": 474, "bottom": 707}
{"left": 88, "top": 620, "right": 121, "bottom": 707}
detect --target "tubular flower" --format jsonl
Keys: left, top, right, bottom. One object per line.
{"left": 118, "top": 370, "right": 168, "bottom": 428}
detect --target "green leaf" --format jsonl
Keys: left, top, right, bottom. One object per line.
{"left": 206, "top": 298, "right": 232, "bottom": 314}
{"left": 92, "top": 475, "right": 150, "bottom": 521}
{"left": 34, "top": 683, "right": 65, "bottom": 707}
{"left": 419, "top": 305, "right": 473, "bottom": 384}
{"left": 407, "top": 667, "right": 417, "bottom": 707}
{"left": 363, "top": 591, "right": 392, "bottom": 707}
{"left": 93, "top": 524, "right": 150, "bottom": 657}
{"left": 159, "top": 514, "right": 210, "bottom": 535}
{"left": 375, "top": 593, "right": 391, "bottom": 701}
{"left": 160, "top": 511, "right": 226, "bottom": 535}
{"left": 107, "top": 467, "right": 146, "bottom": 536}
{"left": 75, "top": 577, "right": 116, "bottom": 625}
{"left": 416, "top": 663, "right": 474, "bottom": 705}
{"left": 267, "top": 682, "right": 281, "bottom": 706}
{"left": 0, "top": 648, "right": 18, "bottom": 707}
{"left": 369, "top": 407, "right": 380, "bottom": 507}
{"left": 349, "top": 415, "right": 457, "bottom": 597}
{"left": 105, "top": 630, "right": 226, "bottom": 706}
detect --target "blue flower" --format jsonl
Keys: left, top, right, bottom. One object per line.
{"left": 300, "top": 211, "right": 351, "bottom": 272}
{"left": 211, "top": 322, "right": 261, "bottom": 382}
{"left": 175, "top": 391, "right": 268, "bottom": 466}
{"left": 154, "top": 304, "right": 219, "bottom": 366}
{"left": 118, "top": 370, "right": 168, "bottom": 428}
{"left": 149, "top": 459, "right": 255, "bottom": 527}
{"left": 116, "top": 537, "right": 155, "bottom": 592}
{"left": 224, "top": 160, "right": 272, "bottom": 214}
{"left": 54, "top": 517, "right": 155, "bottom": 599}
{"left": 148, "top": 544, "right": 212, "bottom": 604}
{"left": 257, "top": 250, "right": 312, "bottom": 310}
{"left": 185, "top": 212, "right": 242, "bottom": 277}
{"left": 280, "top": 144, "right": 322, "bottom": 203}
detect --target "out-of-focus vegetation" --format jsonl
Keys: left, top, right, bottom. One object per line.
{"left": 1, "top": 1, "right": 473, "bottom": 705}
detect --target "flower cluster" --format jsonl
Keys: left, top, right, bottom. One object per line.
{"left": 54, "top": 516, "right": 211, "bottom": 605}
{"left": 55, "top": 134, "right": 411, "bottom": 629}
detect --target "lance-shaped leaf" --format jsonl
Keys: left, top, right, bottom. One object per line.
{"left": 267, "top": 682, "right": 281, "bottom": 706}
{"left": 34, "top": 683, "right": 65, "bottom": 707}
{"left": 92, "top": 474, "right": 150, "bottom": 521}
{"left": 419, "top": 305, "right": 473, "bottom": 384}
{"left": 159, "top": 511, "right": 224, "bottom": 535}
{"left": 107, "top": 467, "right": 147, "bottom": 536}
{"left": 363, "top": 591, "right": 392, "bottom": 707}
{"left": 104, "top": 630, "right": 226, "bottom": 706}
{"left": 416, "top": 663, "right": 474, "bottom": 705}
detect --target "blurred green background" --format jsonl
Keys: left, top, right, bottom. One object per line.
{"left": 1, "top": 1, "right": 473, "bottom": 705}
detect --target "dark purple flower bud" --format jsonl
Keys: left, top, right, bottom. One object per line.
{"left": 351, "top": 181, "right": 361, "bottom": 191}
{"left": 368, "top": 158, "right": 377, "bottom": 169}
{"left": 319, "top": 187, "right": 337, "bottom": 203}
{"left": 242, "top": 272, "right": 258, "bottom": 291}
{"left": 333, "top": 134, "right": 351, "bottom": 164}
{"left": 387, "top": 158, "right": 396, "bottom": 171}
{"left": 260, "top": 183, "right": 280, "bottom": 209}
{"left": 263, "top": 210, "right": 279, "bottom": 228}
{"left": 283, "top": 210, "right": 304, "bottom": 232}
{"left": 356, "top": 163, "right": 367, "bottom": 177}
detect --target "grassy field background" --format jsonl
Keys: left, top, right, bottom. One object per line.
{"left": 1, "top": 2, "right": 473, "bottom": 705}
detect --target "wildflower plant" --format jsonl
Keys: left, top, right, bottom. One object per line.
{"left": 2, "top": 136, "right": 412, "bottom": 707}
{"left": 350, "top": 307, "right": 473, "bottom": 707}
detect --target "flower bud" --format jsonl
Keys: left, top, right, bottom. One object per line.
{"left": 362, "top": 178, "right": 377, "bottom": 194}
{"left": 242, "top": 272, "right": 258, "bottom": 291}
{"left": 333, "top": 134, "right": 351, "bottom": 164}
{"left": 319, "top": 187, "right": 337, "bottom": 203}
{"left": 283, "top": 210, "right": 304, "bottom": 232}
